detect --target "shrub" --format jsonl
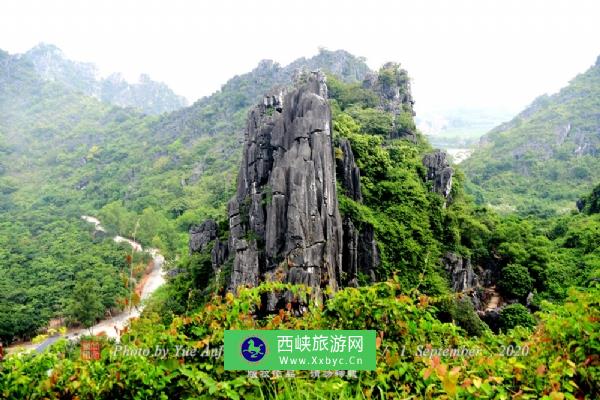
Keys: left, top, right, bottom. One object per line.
{"left": 499, "top": 303, "right": 536, "bottom": 330}
{"left": 498, "top": 263, "right": 533, "bottom": 299}
{"left": 347, "top": 106, "right": 393, "bottom": 136}
{"left": 452, "top": 297, "right": 488, "bottom": 337}
{"left": 1, "top": 283, "right": 598, "bottom": 399}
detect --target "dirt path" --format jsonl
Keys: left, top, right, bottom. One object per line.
{"left": 484, "top": 286, "right": 501, "bottom": 311}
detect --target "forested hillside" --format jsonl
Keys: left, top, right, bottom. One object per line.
{"left": 462, "top": 56, "right": 600, "bottom": 216}
{"left": 1, "top": 49, "right": 598, "bottom": 399}
{"left": 0, "top": 47, "right": 376, "bottom": 343}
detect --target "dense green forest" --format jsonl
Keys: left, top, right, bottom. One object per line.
{"left": 0, "top": 46, "right": 598, "bottom": 399}
{"left": 462, "top": 56, "right": 600, "bottom": 217}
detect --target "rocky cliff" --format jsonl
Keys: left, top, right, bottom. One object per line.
{"left": 206, "top": 71, "right": 345, "bottom": 309}
{"left": 188, "top": 70, "right": 387, "bottom": 308}
{"left": 363, "top": 62, "right": 416, "bottom": 140}
{"left": 423, "top": 150, "right": 454, "bottom": 202}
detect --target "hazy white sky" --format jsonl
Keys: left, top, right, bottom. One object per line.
{"left": 1, "top": 0, "right": 599, "bottom": 114}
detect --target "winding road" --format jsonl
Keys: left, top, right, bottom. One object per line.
{"left": 73, "top": 216, "right": 166, "bottom": 340}
{"left": 8, "top": 216, "right": 166, "bottom": 354}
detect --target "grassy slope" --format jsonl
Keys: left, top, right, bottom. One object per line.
{"left": 462, "top": 58, "right": 600, "bottom": 216}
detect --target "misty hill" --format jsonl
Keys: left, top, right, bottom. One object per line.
{"left": 155, "top": 48, "right": 371, "bottom": 140}
{"left": 1, "top": 46, "right": 374, "bottom": 221}
{"left": 462, "top": 56, "right": 600, "bottom": 216}
{"left": 22, "top": 43, "right": 188, "bottom": 114}
{"left": 417, "top": 106, "right": 516, "bottom": 149}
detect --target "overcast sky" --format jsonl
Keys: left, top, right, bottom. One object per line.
{"left": 1, "top": 0, "right": 599, "bottom": 114}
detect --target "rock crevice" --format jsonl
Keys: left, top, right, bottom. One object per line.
{"left": 336, "top": 138, "right": 362, "bottom": 202}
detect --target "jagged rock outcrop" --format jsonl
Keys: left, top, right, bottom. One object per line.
{"left": 336, "top": 138, "right": 362, "bottom": 202}
{"left": 188, "top": 70, "right": 385, "bottom": 309}
{"left": 423, "top": 150, "right": 454, "bottom": 201}
{"left": 342, "top": 217, "right": 379, "bottom": 287}
{"left": 440, "top": 251, "right": 508, "bottom": 328}
{"left": 211, "top": 240, "right": 229, "bottom": 273}
{"left": 363, "top": 62, "right": 416, "bottom": 140}
{"left": 222, "top": 71, "right": 344, "bottom": 308}
{"left": 189, "top": 219, "right": 229, "bottom": 274}
{"left": 189, "top": 219, "right": 218, "bottom": 254}
{"left": 442, "top": 252, "right": 478, "bottom": 292}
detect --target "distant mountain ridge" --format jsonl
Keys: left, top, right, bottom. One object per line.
{"left": 154, "top": 49, "right": 371, "bottom": 139}
{"left": 0, "top": 45, "right": 381, "bottom": 236}
{"left": 462, "top": 55, "right": 600, "bottom": 216}
{"left": 21, "top": 43, "right": 188, "bottom": 114}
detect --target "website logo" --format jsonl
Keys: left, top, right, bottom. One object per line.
{"left": 241, "top": 336, "right": 266, "bottom": 362}
{"left": 225, "top": 330, "right": 376, "bottom": 371}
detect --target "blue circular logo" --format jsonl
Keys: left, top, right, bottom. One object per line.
{"left": 241, "top": 336, "right": 266, "bottom": 362}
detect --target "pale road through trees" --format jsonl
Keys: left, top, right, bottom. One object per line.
{"left": 9, "top": 216, "right": 166, "bottom": 354}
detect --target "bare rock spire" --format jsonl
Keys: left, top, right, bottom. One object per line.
{"left": 226, "top": 71, "right": 343, "bottom": 308}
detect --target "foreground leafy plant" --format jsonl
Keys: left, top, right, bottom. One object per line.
{"left": 1, "top": 281, "right": 597, "bottom": 399}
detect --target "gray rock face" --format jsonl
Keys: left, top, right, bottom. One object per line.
{"left": 226, "top": 71, "right": 344, "bottom": 307}
{"left": 211, "top": 240, "right": 229, "bottom": 272}
{"left": 190, "top": 70, "right": 383, "bottom": 308}
{"left": 357, "top": 224, "right": 379, "bottom": 282}
{"left": 189, "top": 219, "right": 218, "bottom": 254}
{"left": 442, "top": 252, "right": 478, "bottom": 292}
{"left": 423, "top": 150, "right": 454, "bottom": 201}
{"left": 336, "top": 138, "right": 362, "bottom": 202}
{"left": 189, "top": 219, "right": 229, "bottom": 279}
